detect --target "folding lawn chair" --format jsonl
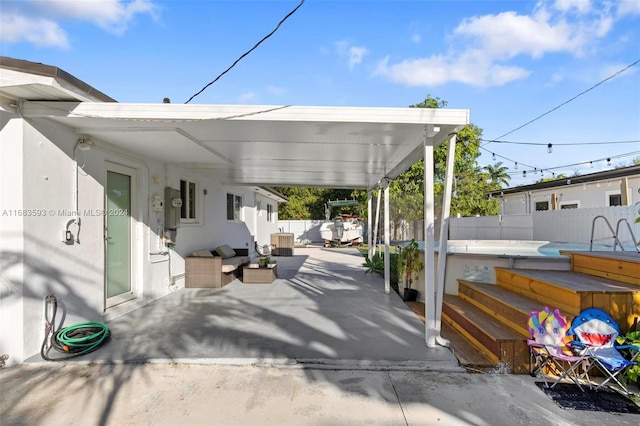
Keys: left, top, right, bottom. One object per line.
{"left": 568, "top": 307, "right": 640, "bottom": 397}
{"left": 528, "top": 307, "right": 590, "bottom": 390}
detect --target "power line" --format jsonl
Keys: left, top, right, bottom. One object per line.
{"left": 483, "top": 58, "right": 640, "bottom": 146}
{"left": 480, "top": 138, "right": 640, "bottom": 146}
{"left": 184, "top": 0, "right": 306, "bottom": 104}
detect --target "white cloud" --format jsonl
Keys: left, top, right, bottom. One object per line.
{"left": 0, "top": 0, "right": 158, "bottom": 48}
{"left": 348, "top": 46, "right": 368, "bottom": 69}
{"left": 375, "top": 53, "right": 530, "bottom": 87}
{"left": 45, "top": 0, "right": 158, "bottom": 35}
{"left": 0, "top": 13, "right": 69, "bottom": 48}
{"left": 238, "top": 91, "right": 257, "bottom": 103}
{"left": 376, "top": 1, "right": 620, "bottom": 88}
{"left": 617, "top": 0, "right": 640, "bottom": 17}
{"left": 552, "top": 0, "right": 593, "bottom": 15}
{"left": 334, "top": 40, "right": 368, "bottom": 69}
{"left": 267, "top": 85, "right": 287, "bottom": 96}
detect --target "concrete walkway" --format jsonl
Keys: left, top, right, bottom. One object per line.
{"left": 3, "top": 247, "right": 638, "bottom": 425}
{"left": 60, "top": 246, "right": 459, "bottom": 370}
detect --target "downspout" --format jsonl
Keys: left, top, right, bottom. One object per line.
{"left": 435, "top": 133, "right": 457, "bottom": 347}
{"left": 423, "top": 129, "right": 437, "bottom": 348}
{"left": 383, "top": 181, "right": 390, "bottom": 295}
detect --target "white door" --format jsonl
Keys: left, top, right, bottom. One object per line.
{"left": 105, "top": 163, "right": 136, "bottom": 308}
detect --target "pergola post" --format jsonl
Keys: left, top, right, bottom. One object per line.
{"left": 435, "top": 133, "right": 457, "bottom": 347}
{"left": 367, "top": 190, "right": 373, "bottom": 260}
{"left": 383, "top": 182, "right": 390, "bottom": 294}
{"left": 423, "top": 132, "right": 437, "bottom": 348}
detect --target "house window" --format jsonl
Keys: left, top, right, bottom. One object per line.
{"left": 267, "top": 203, "right": 274, "bottom": 222}
{"left": 227, "top": 193, "right": 243, "bottom": 221}
{"left": 608, "top": 193, "right": 622, "bottom": 206}
{"left": 560, "top": 202, "right": 579, "bottom": 209}
{"left": 535, "top": 201, "right": 549, "bottom": 211}
{"left": 180, "top": 179, "right": 197, "bottom": 221}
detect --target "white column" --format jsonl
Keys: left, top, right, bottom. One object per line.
{"left": 435, "top": 133, "right": 457, "bottom": 347}
{"left": 367, "top": 190, "right": 373, "bottom": 260}
{"left": 423, "top": 137, "right": 437, "bottom": 348}
{"left": 384, "top": 182, "right": 390, "bottom": 294}
{"left": 373, "top": 190, "right": 382, "bottom": 258}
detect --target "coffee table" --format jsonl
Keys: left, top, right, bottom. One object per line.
{"left": 242, "top": 265, "right": 277, "bottom": 284}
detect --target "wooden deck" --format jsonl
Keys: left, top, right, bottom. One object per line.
{"left": 405, "top": 301, "right": 496, "bottom": 372}
{"left": 408, "top": 251, "right": 640, "bottom": 375}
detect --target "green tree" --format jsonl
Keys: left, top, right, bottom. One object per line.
{"left": 483, "top": 162, "right": 511, "bottom": 189}
{"left": 275, "top": 187, "right": 358, "bottom": 220}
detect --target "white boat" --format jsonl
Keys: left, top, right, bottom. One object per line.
{"left": 319, "top": 199, "right": 364, "bottom": 247}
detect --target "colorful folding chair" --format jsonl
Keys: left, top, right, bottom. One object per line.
{"left": 528, "top": 307, "right": 590, "bottom": 390}
{"left": 568, "top": 307, "right": 640, "bottom": 397}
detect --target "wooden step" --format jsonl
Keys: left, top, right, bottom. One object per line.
{"left": 457, "top": 280, "right": 552, "bottom": 336}
{"left": 564, "top": 251, "right": 640, "bottom": 286}
{"left": 442, "top": 294, "right": 529, "bottom": 374}
{"left": 404, "top": 301, "right": 495, "bottom": 372}
{"left": 495, "top": 268, "right": 640, "bottom": 333}
{"left": 441, "top": 321, "right": 496, "bottom": 372}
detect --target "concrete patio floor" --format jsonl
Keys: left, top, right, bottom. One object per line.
{"left": 55, "top": 246, "right": 460, "bottom": 370}
{"left": 5, "top": 247, "right": 639, "bottom": 425}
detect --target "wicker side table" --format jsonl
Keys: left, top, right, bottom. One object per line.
{"left": 242, "top": 265, "right": 277, "bottom": 284}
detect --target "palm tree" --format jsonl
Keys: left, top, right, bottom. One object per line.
{"left": 483, "top": 162, "right": 510, "bottom": 188}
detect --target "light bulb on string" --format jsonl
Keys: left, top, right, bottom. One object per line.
{"left": 589, "top": 161, "right": 593, "bottom": 168}
{"left": 606, "top": 158, "right": 611, "bottom": 166}
{"left": 514, "top": 162, "right": 518, "bottom": 170}
{"left": 534, "top": 167, "right": 538, "bottom": 175}
{"left": 523, "top": 170, "right": 527, "bottom": 178}
{"left": 547, "top": 143, "right": 553, "bottom": 153}
{"left": 492, "top": 152, "right": 496, "bottom": 161}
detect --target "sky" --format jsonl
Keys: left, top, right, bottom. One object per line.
{"left": 1, "top": 0, "right": 639, "bottom": 188}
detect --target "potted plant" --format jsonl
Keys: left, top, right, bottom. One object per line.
{"left": 261, "top": 256, "right": 271, "bottom": 268}
{"left": 397, "top": 239, "right": 423, "bottom": 302}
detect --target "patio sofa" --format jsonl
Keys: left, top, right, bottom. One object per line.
{"left": 185, "top": 244, "right": 250, "bottom": 288}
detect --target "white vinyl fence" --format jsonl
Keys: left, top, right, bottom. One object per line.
{"left": 449, "top": 206, "right": 639, "bottom": 248}
{"left": 281, "top": 206, "right": 640, "bottom": 248}
{"left": 277, "top": 220, "right": 325, "bottom": 244}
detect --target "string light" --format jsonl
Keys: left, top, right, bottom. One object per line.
{"left": 492, "top": 152, "right": 496, "bottom": 161}
{"left": 514, "top": 162, "right": 518, "bottom": 170}
{"left": 607, "top": 158, "right": 611, "bottom": 166}
{"left": 547, "top": 143, "right": 553, "bottom": 153}
{"left": 523, "top": 171, "right": 527, "bottom": 177}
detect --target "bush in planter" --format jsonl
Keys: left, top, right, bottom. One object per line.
{"left": 362, "top": 252, "right": 384, "bottom": 275}
{"left": 397, "top": 239, "right": 423, "bottom": 302}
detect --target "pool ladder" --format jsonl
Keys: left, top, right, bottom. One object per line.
{"left": 590, "top": 215, "right": 640, "bottom": 252}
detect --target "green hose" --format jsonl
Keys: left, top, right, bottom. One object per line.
{"left": 41, "top": 295, "right": 110, "bottom": 361}
{"left": 54, "top": 322, "right": 110, "bottom": 355}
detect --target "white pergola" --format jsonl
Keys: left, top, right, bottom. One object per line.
{"left": 2, "top": 59, "right": 469, "bottom": 347}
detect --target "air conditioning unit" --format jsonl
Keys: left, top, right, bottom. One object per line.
{"left": 270, "top": 233, "right": 294, "bottom": 256}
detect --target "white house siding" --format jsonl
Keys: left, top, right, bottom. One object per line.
{"left": 0, "top": 111, "right": 278, "bottom": 366}
{"left": 499, "top": 175, "right": 640, "bottom": 215}
{"left": 250, "top": 193, "right": 282, "bottom": 250}
{"left": 1, "top": 110, "right": 26, "bottom": 365}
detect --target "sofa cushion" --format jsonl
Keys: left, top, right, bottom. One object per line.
{"left": 220, "top": 256, "right": 250, "bottom": 273}
{"left": 192, "top": 249, "right": 214, "bottom": 257}
{"left": 215, "top": 244, "right": 236, "bottom": 259}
